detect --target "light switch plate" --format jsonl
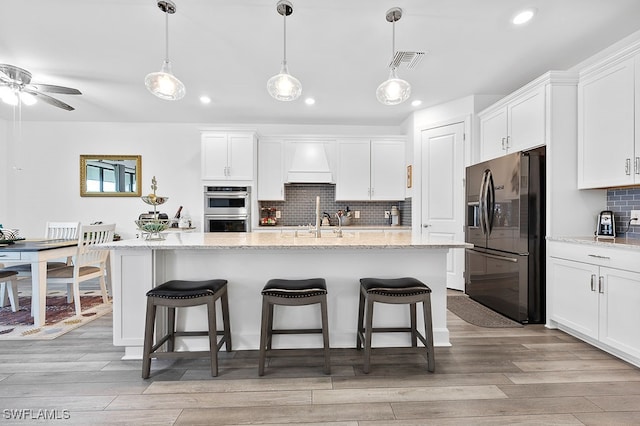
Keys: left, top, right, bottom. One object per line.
{"left": 354, "top": 211, "right": 360, "bottom": 219}
{"left": 631, "top": 210, "right": 640, "bottom": 221}
{"left": 275, "top": 210, "right": 281, "bottom": 219}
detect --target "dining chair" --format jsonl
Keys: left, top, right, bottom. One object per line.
{"left": 46, "top": 223, "right": 115, "bottom": 317}
{"left": 0, "top": 269, "right": 20, "bottom": 312}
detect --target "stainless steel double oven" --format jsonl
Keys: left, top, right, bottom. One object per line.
{"left": 203, "top": 186, "right": 251, "bottom": 232}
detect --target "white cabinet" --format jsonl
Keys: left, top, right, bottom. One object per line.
{"left": 578, "top": 54, "right": 639, "bottom": 188}
{"left": 201, "top": 132, "right": 256, "bottom": 181}
{"left": 257, "top": 139, "right": 284, "bottom": 200}
{"left": 479, "top": 84, "right": 545, "bottom": 161}
{"left": 335, "top": 139, "right": 405, "bottom": 201}
{"left": 548, "top": 241, "right": 640, "bottom": 366}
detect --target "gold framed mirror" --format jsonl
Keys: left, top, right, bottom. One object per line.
{"left": 80, "top": 155, "right": 142, "bottom": 197}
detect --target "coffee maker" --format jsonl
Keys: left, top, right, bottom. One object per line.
{"left": 596, "top": 210, "right": 615, "bottom": 238}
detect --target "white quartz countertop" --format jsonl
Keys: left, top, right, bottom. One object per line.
{"left": 100, "top": 231, "right": 471, "bottom": 250}
{"left": 547, "top": 236, "right": 640, "bottom": 251}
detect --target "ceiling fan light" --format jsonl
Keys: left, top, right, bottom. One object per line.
{"left": 145, "top": 61, "right": 186, "bottom": 100}
{"left": 18, "top": 91, "right": 37, "bottom": 106}
{"left": 1, "top": 88, "right": 19, "bottom": 106}
{"left": 267, "top": 62, "right": 302, "bottom": 101}
{"left": 376, "top": 69, "right": 411, "bottom": 105}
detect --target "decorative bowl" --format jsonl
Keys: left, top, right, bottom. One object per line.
{"left": 135, "top": 219, "right": 170, "bottom": 240}
{"left": 141, "top": 195, "right": 168, "bottom": 206}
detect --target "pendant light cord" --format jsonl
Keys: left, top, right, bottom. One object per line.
{"left": 391, "top": 19, "right": 396, "bottom": 66}
{"left": 164, "top": 8, "right": 170, "bottom": 62}
{"left": 283, "top": 11, "right": 287, "bottom": 64}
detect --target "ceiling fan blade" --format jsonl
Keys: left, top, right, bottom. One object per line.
{"left": 29, "top": 83, "right": 81, "bottom": 95}
{"left": 24, "top": 89, "right": 75, "bottom": 111}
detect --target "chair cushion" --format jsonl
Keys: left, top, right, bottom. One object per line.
{"left": 360, "top": 277, "right": 431, "bottom": 296}
{"left": 147, "top": 279, "right": 228, "bottom": 299}
{"left": 0, "top": 270, "right": 18, "bottom": 279}
{"left": 262, "top": 278, "right": 327, "bottom": 298}
{"left": 2, "top": 262, "right": 68, "bottom": 273}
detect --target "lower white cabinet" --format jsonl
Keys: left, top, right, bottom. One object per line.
{"left": 548, "top": 241, "right": 640, "bottom": 366}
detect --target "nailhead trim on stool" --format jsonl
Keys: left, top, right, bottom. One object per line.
{"left": 259, "top": 278, "right": 331, "bottom": 376}
{"left": 142, "top": 279, "right": 231, "bottom": 379}
{"left": 356, "top": 277, "right": 435, "bottom": 374}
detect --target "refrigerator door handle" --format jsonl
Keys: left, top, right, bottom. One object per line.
{"left": 479, "top": 171, "right": 488, "bottom": 235}
{"left": 468, "top": 249, "right": 518, "bottom": 263}
{"left": 485, "top": 170, "right": 495, "bottom": 233}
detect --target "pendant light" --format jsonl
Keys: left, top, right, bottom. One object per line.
{"left": 145, "top": 0, "right": 186, "bottom": 101}
{"left": 376, "top": 7, "right": 411, "bottom": 106}
{"left": 267, "top": 0, "right": 302, "bottom": 102}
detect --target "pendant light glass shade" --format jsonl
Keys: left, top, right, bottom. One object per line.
{"left": 376, "top": 68, "right": 411, "bottom": 105}
{"left": 145, "top": 60, "right": 186, "bottom": 100}
{"left": 268, "top": 0, "right": 301, "bottom": 101}
{"left": 145, "top": 0, "right": 185, "bottom": 101}
{"left": 267, "top": 61, "right": 302, "bottom": 101}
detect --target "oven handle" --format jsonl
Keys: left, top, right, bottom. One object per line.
{"left": 204, "top": 192, "right": 249, "bottom": 198}
{"left": 204, "top": 214, "right": 249, "bottom": 220}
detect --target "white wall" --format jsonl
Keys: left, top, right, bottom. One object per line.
{"left": 0, "top": 119, "right": 7, "bottom": 226}
{"left": 2, "top": 121, "right": 402, "bottom": 239}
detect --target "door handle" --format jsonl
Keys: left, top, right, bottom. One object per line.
{"left": 598, "top": 276, "right": 604, "bottom": 294}
{"left": 423, "top": 224, "right": 430, "bottom": 228}
{"left": 635, "top": 157, "right": 639, "bottom": 175}
{"left": 590, "top": 274, "right": 597, "bottom": 292}
{"left": 506, "top": 135, "right": 511, "bottom": 149}
{"left": 501, "top": 137, "right": 506, "bottom": 150}
{"left": 625, "top": 158, "right": 631, "bottom": 175}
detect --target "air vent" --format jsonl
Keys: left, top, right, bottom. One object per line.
{"left": 388, "top": 51, "right": 426, "bottom": 69}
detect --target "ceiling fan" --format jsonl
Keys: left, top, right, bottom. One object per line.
{"left": 0, "top": 64, "right": 81, "bottom": 111}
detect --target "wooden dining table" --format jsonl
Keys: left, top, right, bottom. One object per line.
{"left": 0, "top": 239, "right": 78, "bottom": 326}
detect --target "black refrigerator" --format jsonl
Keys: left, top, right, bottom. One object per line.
{"left": 465, "top": 147, "right": 545, "bottom": 324}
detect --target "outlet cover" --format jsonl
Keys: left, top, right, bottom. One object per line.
{"left": 354, "top": 211, "right": 360, "bottom": 219}
{"left": 275, "top": 210, "right": 281, "bottom": 219}
{"left": 384, "top": 211, "right": 391, "bottom": 219}
{"left": 631, "top": 210, "right": 640, "bottom": 221}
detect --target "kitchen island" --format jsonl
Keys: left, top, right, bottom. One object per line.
{"left": 100, "top": 231, "right": 471, "bottom": 359}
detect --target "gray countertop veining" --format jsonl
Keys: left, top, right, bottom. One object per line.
{"left": 547, "top": 236, "right": 640, "bottom": 251}
{"left": 99, "top": 231, "right": 471, "bottom": 251}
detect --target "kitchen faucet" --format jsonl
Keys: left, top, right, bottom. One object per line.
{"left": 334, "top": 212, "right": 343, "bottom": 237}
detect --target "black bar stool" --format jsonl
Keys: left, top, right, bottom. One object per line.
{"left": 259, "top": 278, "right": 330, "bottom": 376}
{"left": 356, "top": 277, "right": 435, "bottom": 374}
{"left": 142, "top": 279, "right": 231, "bottom": 379}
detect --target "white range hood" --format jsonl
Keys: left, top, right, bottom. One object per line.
{"left": 287, "top": 142, "right": 334, "bottom": 183}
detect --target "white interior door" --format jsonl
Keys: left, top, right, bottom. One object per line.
{"left": 421, "top": 122, "right": 465, "bottom": 291}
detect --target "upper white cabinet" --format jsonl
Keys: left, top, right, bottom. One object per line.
{"left": 257, "top": 138, "right": 285, "bottom": 200}
{"left": 336, "top": 139, "right": 405, "bottom": 201}
{"left": 479, "top": 84, "right": 546, "bottom": 161}
{"left": 578, "top": 53, "right": 639, "bottom": 188}
{"left": 201, "top": 131, "right": 257, "bottom": 181}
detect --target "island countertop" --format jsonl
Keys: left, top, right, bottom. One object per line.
{"left": 100, "top": 230, "right": 471, "bottom": 250}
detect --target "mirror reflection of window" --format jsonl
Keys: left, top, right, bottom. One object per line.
{"left": 80, "top": 155, "right": 141, "bottom": 197}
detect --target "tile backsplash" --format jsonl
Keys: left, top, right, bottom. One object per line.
{"left": 258, "top": 184, "right": 411, "bottom": 227}
{"left": 607, "top": 187, "right": 640, "bottom": 239}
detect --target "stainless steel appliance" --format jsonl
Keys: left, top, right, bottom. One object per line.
{"left": 204, "top": 186, "right": 251, "bottom": 232}
{"left": 465, "top": 147, "right": 545, "bottom": 323}
{"left": 596, "top": 210, "right": 615, "bottom": 238}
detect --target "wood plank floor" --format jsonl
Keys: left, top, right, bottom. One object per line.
{"left": 2, "top": 309, "right": 640, "bottom": 425}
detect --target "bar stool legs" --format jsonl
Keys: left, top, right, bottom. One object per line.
{"left": 142, "top": 279, "right": 231, "bottom": 379}
{"left": 259, "top": 278, "right": 331, "bottom": 376}
{"left": 356, "top": 277, "right": 435, "bottom": 374}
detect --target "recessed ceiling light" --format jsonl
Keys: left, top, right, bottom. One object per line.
{"left": 304, "top": 97, "right": 315, "bottom": 105}
{"left": 512, "top": 8, "right": 536, "bottom": 25}
{"left": 200, "top": 95, "right": 211, "bottom": 104}
{"left": 411, "top": 100, "right": 423, "bottom": 107}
